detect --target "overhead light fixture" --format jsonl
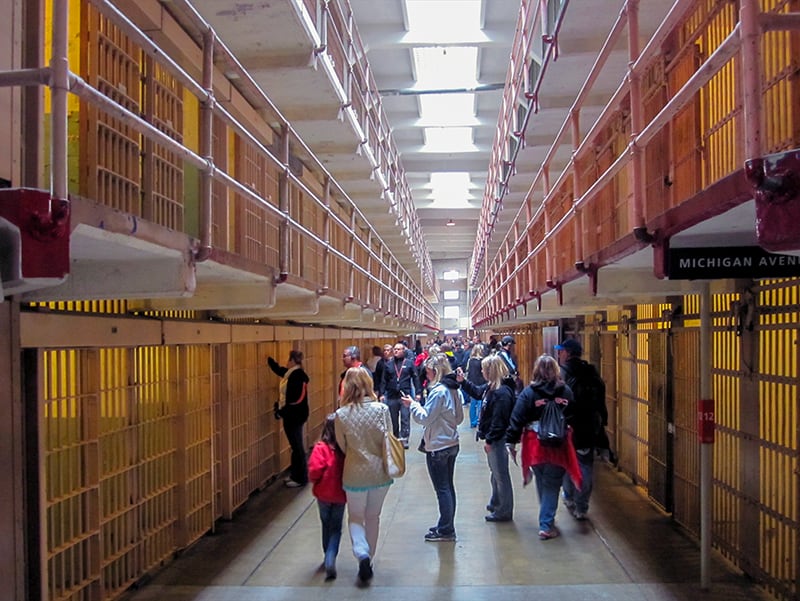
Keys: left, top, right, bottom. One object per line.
{"left": 446, "top": 219, "right": 455, "bottom": 227}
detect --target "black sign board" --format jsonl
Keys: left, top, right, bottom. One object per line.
{"left": 668, "top": 246, "right": 800, "bottom": 279}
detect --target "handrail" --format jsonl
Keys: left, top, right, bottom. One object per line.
{"left": 470, "top": 0, "right": 570, "bottom": 287}
{"left": 474, "top": 0, "right": 702, "bottom": 305}
{"left": 473, "top": 19, "right": 747, "bottom": 327}
{"left": 290, "top": 0, "right": 435, "bottom": 291}
{"left": 0, "top": 0, "right": 438, "bottom": 326}
{"left": 159, "top": 0, "right": 432, "bottom": 306}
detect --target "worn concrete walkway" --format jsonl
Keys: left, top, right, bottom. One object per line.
{"left": 122, "top": 421, "right": 772, "bottom": 601}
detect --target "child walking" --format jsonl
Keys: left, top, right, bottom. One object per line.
{"left": 308, "top": 413, "right": 347, "bottom": 581}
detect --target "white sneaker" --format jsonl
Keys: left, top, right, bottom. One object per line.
{"left": 284, "top": 479, "right": 304, "bottom": 488}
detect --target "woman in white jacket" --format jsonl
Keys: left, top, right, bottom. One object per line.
{"left": 402, "top": 353, "right": 464, "bottom": 541}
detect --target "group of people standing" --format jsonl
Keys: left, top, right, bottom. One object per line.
{"left": 266, "top": 344, "right": 466, "bottom": 585}
{"left": 462, "top": 336, "right": 608, "bottom": 540}
{"left": 265, "top": 333, "right": 608, "bottom": 584}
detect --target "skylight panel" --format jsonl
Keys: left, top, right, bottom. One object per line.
{"left": 405, "top": 0, "right": 482, "bottom": 42}
{"left": 418, "top": 94, "right": 475, "bottom": 126}
{"left": 413, "top": 46, "right": 478, "bottom": 89}
{"left": 424, "top": 127, "right": 474, "bottom": 152}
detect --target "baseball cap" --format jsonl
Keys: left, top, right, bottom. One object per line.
{"left": 501, "top": 335, "right": 515, "bottom": 346}
{"left": 554, "top": 338, "right": 582, "bottom": 355}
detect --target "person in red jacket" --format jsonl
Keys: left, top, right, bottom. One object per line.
{"left": 308, "top": 414, "right": 347, "bottom": 581}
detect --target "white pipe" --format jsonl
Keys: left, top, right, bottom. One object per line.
{"left": 50, "top": 0, "right": 69, "bottom": 200}
{"left": 0, "top": 67, "right": 50, "bottom": 87}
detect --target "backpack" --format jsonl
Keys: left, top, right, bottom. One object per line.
{"left": 537, "top": 398, "right": 566, "bottom": 447}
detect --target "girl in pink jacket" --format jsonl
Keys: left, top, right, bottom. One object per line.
{"left": 308, "top": 414, "right": 346, "bottom": 581}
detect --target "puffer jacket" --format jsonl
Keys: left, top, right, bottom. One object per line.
{"left": 334, "top": 399, "right": 393, "bottom": 490}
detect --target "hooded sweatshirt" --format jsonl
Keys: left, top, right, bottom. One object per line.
{"left": 409, "top": 373, "right": 464, "bottom": 452}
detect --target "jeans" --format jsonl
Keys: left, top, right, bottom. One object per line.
{"left": 386, "top": 396, "right": 411, "bottom": 439}
{"left": 345, "top": 486, "right": 390, "bottom": 560}
{"left": 468, "top": 395, "right": 481, "bottom": 428}
{"left": 532, "top": 463, "right": 566, "bottom": 531}
{"left": 426, "top": 444, "right": 459, "bottom": 535}
{"left": 486, "top": 442, "right": 513, "bottom": 519}
{"left": 283, "top": 421, "right": 307, "bottom": 484}
{"left": 318, "top": 501, "right": 345, "bottom": 570}
{"left": 562, "top": 448, "right": 594, "bottom": 513}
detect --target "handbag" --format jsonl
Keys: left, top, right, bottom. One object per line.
{"left": 384, "top": 431, "right": 406, "bottom": 478}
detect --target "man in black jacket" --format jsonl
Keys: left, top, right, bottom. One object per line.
{"left": 555, "top": 338, "right": 608, "bottom": 519}
{"left": 380, "top": 343, "right": 421, "bottom": 447}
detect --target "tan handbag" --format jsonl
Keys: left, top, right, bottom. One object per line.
{"left": 384, "top": 431, "right": 406, "bottom": 478}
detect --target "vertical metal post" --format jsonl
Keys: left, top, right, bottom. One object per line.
{"left": 740, "top": 0, "right": 762, "bottom": 160}
{"left": 277, "top": 124, "right": 290, "bottom": 282}
{"left": 699, "top": 281, "right": 712, "bottom": 589}
{"left": 627, "top": 0, "right": 645, "bottom": 229}
{"left": 50, "top": 0, "right": 69, "bottom": 200}
{"left": 197, "top": 27, "right": 215, "bottom": 259}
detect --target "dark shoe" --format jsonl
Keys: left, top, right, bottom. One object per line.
{"left": 325, "top": 568, "right": 337, "bottom": 581}
{"left": 485, "top": 513, "right": 512, "bottom": 522}
{"left": 424, "top": 530, "right": 456, "bottom": 542}
{"left": 357, "top": 557, "right": 373, "bottom": 582}
{"left": 486, "top": 504, "right": 494, "bottom": 512}
{"left": 572, "top": 511, "right": 587, "bottom": 521}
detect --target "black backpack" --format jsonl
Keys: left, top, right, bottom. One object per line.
{"left": 537, "top": 398, "right": 566, "bottom": 447}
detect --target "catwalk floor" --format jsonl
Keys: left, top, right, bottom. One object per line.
{"left": 121, "top": 421, "right": 772, "bottom": 601}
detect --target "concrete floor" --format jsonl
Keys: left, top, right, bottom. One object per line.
{"left": 121, "top": 422, "right": 772, "bottom": 601}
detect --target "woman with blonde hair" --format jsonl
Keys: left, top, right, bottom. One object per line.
{"left": 505, "top": 354, "right": 580, "bottom": 540}
{"left": 457, "top": 353, "right": 516, "bottom": 522}
{"left": 402, "top": 353, "right": 464, "bottom": 541}
{"left": 334, "top": 367, "right": 393, "bottom": 584}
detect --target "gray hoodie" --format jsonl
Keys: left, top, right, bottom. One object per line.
{"left": 409, "top": 374, "right": 464, "bottom": 452}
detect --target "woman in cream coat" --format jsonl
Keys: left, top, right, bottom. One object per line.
{"left": 335, "top": 367, "right": 393, "bottom": 585}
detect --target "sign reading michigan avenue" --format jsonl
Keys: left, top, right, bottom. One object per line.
{"left": 668, "top": 246, "right": 800, "bottom": 279}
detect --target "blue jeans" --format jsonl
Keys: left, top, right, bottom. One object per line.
{"left": 562, "top": 448, "right": 594, "bottom": 513}
{"left": 426, "top": 444, "right": 459, "bottom": 535}
{"left": 318, "top": 501, "right": 345, "bottom": 570}
{"left": 532, "top": 463, "right": 566, "bottom": 531}
{"left": 468, "top": 396, "right": 481, "bottom": 428}
{"left": 486, "top": 442, "right": 513, "bottom": 519}
{"left": 283, "top": 422, "right": 307, "bottom": 484}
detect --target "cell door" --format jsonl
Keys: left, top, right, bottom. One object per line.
{"left": 647, "top": 330, "right": 672, "bottom": 512}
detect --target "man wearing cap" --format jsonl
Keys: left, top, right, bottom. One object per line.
{"left": 555, "top": 338, "right": 608, "bottom": 520}
{"left": 498, "top": 335, "right": 523, "bottom": 392}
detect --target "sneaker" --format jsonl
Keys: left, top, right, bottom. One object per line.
{"left": 284, "top": 479, "right": 304, "bottom": 488}
{"left": 357, "top": 557, "right": 373, "bottom": 582}
{"left": 538, "top": 528, "right": 560, "bottom": 540}
{"left": 424, "top": 530, "right": 456, "bottom": 542}
{"left": 485, "top": 513, "right": 512, "bottom": 523}
{"left": 572, "top": 511, "right": 587, "bottom": 521}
